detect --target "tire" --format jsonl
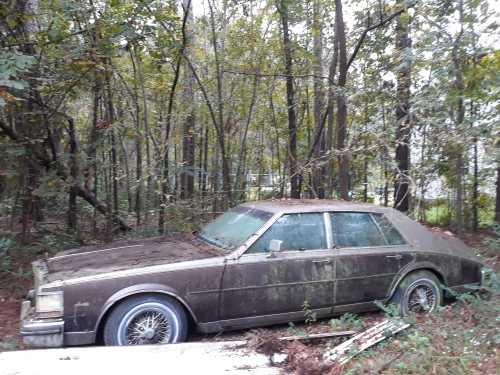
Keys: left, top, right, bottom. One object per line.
{"left": 389, "top": 271, "right": 443, "bottom": 316}
{"left": 103, "top": 294, "right": 188, "bottom": 346}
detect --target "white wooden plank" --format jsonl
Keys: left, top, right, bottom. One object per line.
{"left": 323, "top": 319, "right": 411, "bottom": 365}
{"left": 0, "top": 341, "right": 279, "bottom": 375}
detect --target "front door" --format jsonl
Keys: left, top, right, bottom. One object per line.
{"left": 330, "top": 212, "right": 413, "bottom": 311}
{"left": 219, "top": 213, "right": 334, "bottom": 326}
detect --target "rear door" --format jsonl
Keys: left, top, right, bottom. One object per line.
{"left": 330, "top": 212, "right": 413, "bottom": 311}
{"left": 219, "top": 213, "right": 334, "bottom": 323}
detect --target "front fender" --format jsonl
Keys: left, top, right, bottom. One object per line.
{"left": 94, "top": 283, "right": 198, "bottom": 333}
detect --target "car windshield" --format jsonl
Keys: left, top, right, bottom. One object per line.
{"left": 198, "top": 207, "right": 272, "bottom": 250}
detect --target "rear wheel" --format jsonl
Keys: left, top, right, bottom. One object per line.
{"left": 390, "top": 271, "right": 442, "bottom": 315}
{"left": 103, "top": 294, "right": 188, "bottom": 346}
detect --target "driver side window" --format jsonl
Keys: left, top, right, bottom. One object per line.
{"left": 247, "top": 213, "right": 327, "bottom": 253}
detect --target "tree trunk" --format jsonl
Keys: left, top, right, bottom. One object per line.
{"left": 129, "top": 49, "right": 143, "bottom": 226}
{"left": 180, "top": 0, "right": 196, "bottom": 200}
{"left": 269, "top": 90, "right": 285, "bottom": 198}
{"left": 472, "top": 135, "right": 479, "bottom": 231}
{"left": 87, "top": 51, "right": 101, "bottom": 232}
{"left": 135, "top": 49, "right": 152, "bottom": 223}
{"left": 419, "top": 123, "right": 427, "bottom": 222}
{"left": 202, "top": 125, "right": 209, "bottom": 205}
{"left": 158, "top": 55, "right": 181, "bottom": 233}
{"left": 119, "top": 134, "right": 133, "bottom": 214}
{"left": 277, "top": 0, "right": 300, "bottom": 198}
{"left": 104, "top": 63, "right": 119, "bottom": 218}
{"left": 212, "top": 140, "right": 220, "bottom": 213}
{"left": 334, "top": 0, "right": 349, "bottom": 201}
{"left": 394, "top": 4, "right": 412, "bottom": 212}
{"left": 455, "top": 153, "right": 464, "bottom": 234}
{"left": 312, "top": 0, "right": 325, "bottom": 198}
{"left": 495, "top": 165, "right": 500, "bottom": 223}
{"left": 67, "top": 118, "right": 79, "bottom": 231}
{"left": 471, "top": 100, "right": 479, "bottom": 231}
{"left": 363, "top": 134, "right": 368, "bottom": 202}
{"left": 234, "top": 74, "right": 259, "bottom": 201}
{"left": 381, "top": 102, "right": 389, "bottom": 207}
{"left": 452, "top": 0, "right": 465, "bottom": 235}
{"left": 207, "top": 0, "right": 232, "bottom": 206}
{"left": 326, "top": 24, "right": 339, "bottom": 199}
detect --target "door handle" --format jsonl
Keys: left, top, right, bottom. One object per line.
{"left": 312, "top": 259, "right": 332, "bottom": 264}
{"left": 385, "top": 254, "right": 403, "bottom": 260}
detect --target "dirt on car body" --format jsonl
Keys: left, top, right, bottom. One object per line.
{"left": 45, "top": 234, "right": 222, "bottom": 282}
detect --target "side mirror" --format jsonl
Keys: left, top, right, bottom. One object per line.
{"left": 267, "top": 239, "right": 282, "bottom": 258}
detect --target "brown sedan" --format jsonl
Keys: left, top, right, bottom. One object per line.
{"left": 20, "top": 200, "right": 492, "bottom": 347}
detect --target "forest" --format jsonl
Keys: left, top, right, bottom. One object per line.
{"left": 0, "top": 0, "right": 499, "bottom": 241}
{"left": 0, "top": 1, "right": 499, "bottom": 371}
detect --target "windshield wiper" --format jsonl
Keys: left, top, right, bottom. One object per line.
{"left": 197, "top": 233, "right": 231, "bottom": 251}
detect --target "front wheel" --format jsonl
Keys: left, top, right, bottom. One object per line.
{"left": 103, "top": 294, "right": 188, "bottom": 346}
{"left": 390, "top": 271, "right": 443, "bottom": 315}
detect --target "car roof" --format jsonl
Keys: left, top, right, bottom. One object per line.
{"left": 239, "top": 199, "right": 393, "bottom": 214}
{"left": 237, "top": 199, "right": 479, "bottom": 262}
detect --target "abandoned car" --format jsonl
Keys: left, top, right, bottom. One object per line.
{"left": 20, "top": 199, "right": 492, "bottom": 347}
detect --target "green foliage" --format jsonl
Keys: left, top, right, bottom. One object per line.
{"left": 0, "top": 237, "right": 13, "bottom": 257}
{"left": 487, "top": 223, "right": 500, "bottom": 252}
{"left": 0, "top": 338, "right": 20, "bottom": 351}
{"left": 0, "top": 51, "right": 36, "bottom": 106}
{"left": 329, "top": 312, "right": 365, "bottom": 330}
{"left": 0, "top": 238, "right": 32, "bottom": 279}
{"left": 0, "top": 237, "right": 13, "bottom": 274}
{"left": 0, "top": 0, "right": 497, "bottom": 248}
{"left": 39, "top": 233, "right": 80, "bottom": 253}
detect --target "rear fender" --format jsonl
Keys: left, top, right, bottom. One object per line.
{"left": 386, "top": 261, "right": 447, "bottom": 301}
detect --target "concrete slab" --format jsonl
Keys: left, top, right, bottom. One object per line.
{"left": 0, "top": 341, "right": 280, "bottom": 375}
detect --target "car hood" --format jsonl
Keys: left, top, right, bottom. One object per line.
{"left": 42, "top": 234, "right": 224, "bottom": 283}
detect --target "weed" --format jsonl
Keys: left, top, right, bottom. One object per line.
{"left": 302, "top": 300, "right": 317, "bottom": 324}
{"left": 1, "top": 254, "right": 12, "bottom": 273}
{"left": 329, "top": 312, "right": 364, "bottom": 330}
{"left": 374, "top": 300, "right": 401, "bottom": 318}
{"left": 0, "top": 237, "right": 14, "bottom": 274}
{"left": 40, "top": 233, "right": 80, "bottom": 253}
{"left": 0, "top": 339, "right": 20, "bottom": 351}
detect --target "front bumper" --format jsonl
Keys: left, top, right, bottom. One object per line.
{"left": 20, "top": 298, "right": 64, "bottom": 348}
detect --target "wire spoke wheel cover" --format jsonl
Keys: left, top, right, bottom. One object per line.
{"left": 104, "top": 295, "right": 188, "bottom": 346}
{"left": 403, "top": 279, "right": 438, "bottom": 314}
{"left": 117, "top": 302, "right": 177, "bottom": 345}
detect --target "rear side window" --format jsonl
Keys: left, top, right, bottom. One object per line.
{"left": 372, "top": 214, "right": 407, "bottom": 245}
{"left": 248, "top": 213, "right": 327, "bottom": 253}
{"left": 330, "top": 212, "right": 386, "bottom": 248}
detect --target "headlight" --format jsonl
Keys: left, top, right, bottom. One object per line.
{"left": 36, "top": 291, "right": 64, "bottom": 317}
{"left": 480, "top": 268, "right": 494, "bottom": 286}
